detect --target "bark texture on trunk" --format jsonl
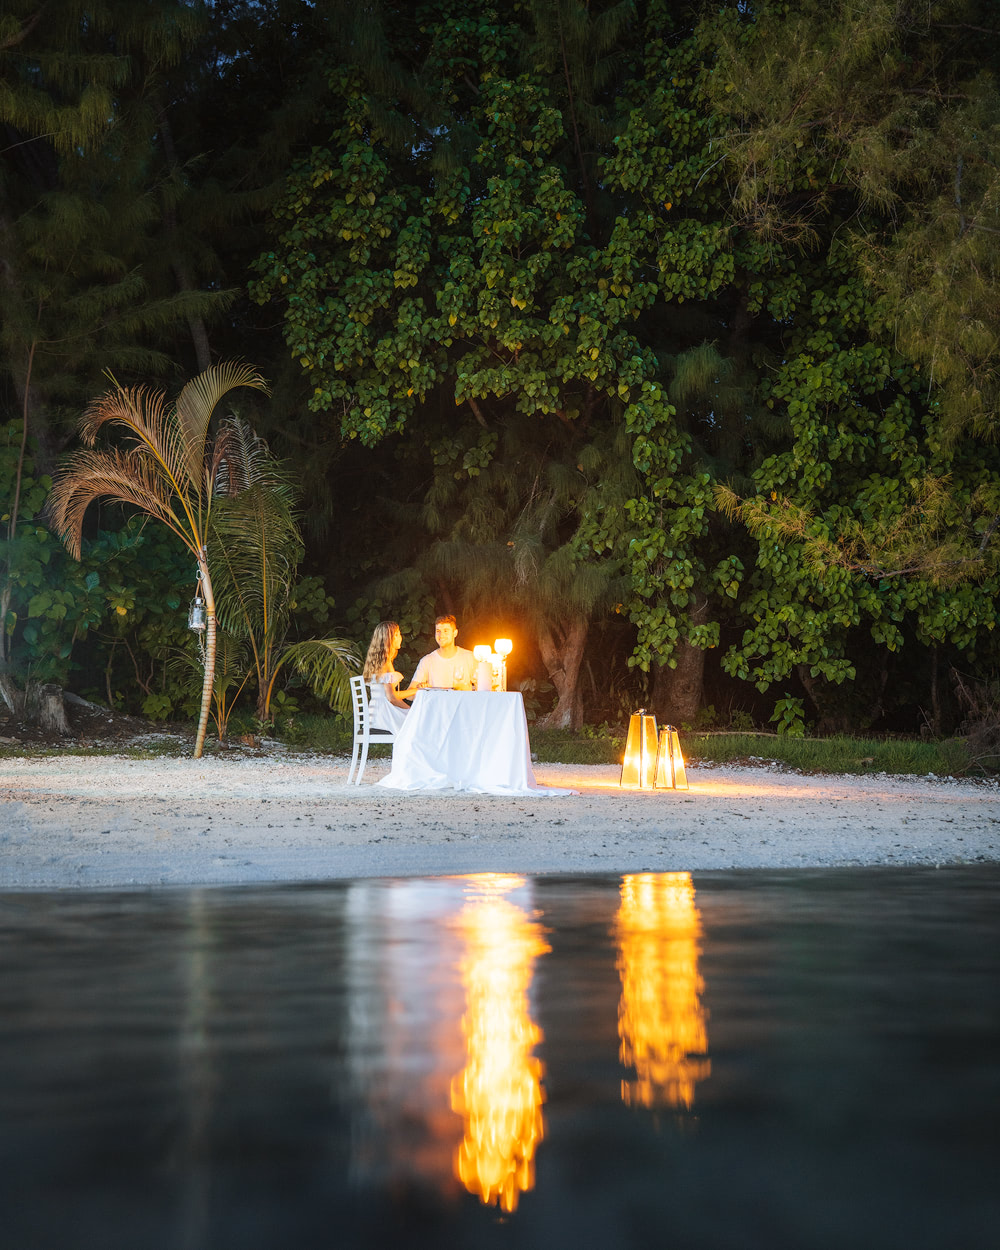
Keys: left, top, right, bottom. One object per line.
{"left": 649, "top": 594, "right": 709, "bottom": 726}
{"left": 0, "top": 672, "right": 25, "bottom": 717}
{"left": 536, "top": 616, "right": 588, "bottom": 729}
{"left": 650, "top": 641, "right": 705, "bottom": 727}
{"left": 796, "top": 665, "right": 852, "bottom": 735}
{"left": 37, "top": 683, "right": 71, "bottom": 735}
{"left": 193, "top": 557, "right": 215, "bottom": 759}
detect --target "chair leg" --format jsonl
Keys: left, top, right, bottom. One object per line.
{"left": 346, "top": 737, "right": 361, "bottom": 785}
{"left": 354, "top": 738, "right": 370, "bottom": 785}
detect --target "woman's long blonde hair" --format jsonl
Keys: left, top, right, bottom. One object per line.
{"left": 362, "top": 621, "right": 400, "bottom": 680}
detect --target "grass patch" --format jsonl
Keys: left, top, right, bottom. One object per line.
{"left": 0, "top": 739, "right": 189, "bottom": 760}
{"left": 265, "top": 718, "right": 982, "bottom": 776}
{"left": 265, "top": 713, "right": 394, "bottom": 758}
{"left": 1, "top": 711, "right": 984, "bottom": 778}
{"left": 529, "top": 727, "right": 627, "bottom": 765}
{"left": 527, "top": 727, "right": 978, "bottom": 775}
{"left": 682, "top": 732, "right": 974, "bottom": 776}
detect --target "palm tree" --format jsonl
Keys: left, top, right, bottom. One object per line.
{"left": 209, "top": 418, "right": 358, "bottom": 722}
{"left": 47, "top": 362, "right": 269, "bottom": 758}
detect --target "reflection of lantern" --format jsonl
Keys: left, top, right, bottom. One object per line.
{"left": 473, "top": 644, "right": 494, "bottom": 691}
{"left": 620, "top": 710, "right": 658, "bottom": 788}
{"left": 187, "top": 595, "right": 207, "bottom": 632}
{"left": 493, "top": 638, "right": 512, "bottom": 692}
{"left": 616, "top": 872, "right": 711, "bottom": 1110}
{"left": 654, "top": 725, "right": 688, "bottom": 790}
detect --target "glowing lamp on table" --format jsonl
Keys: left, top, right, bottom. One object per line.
{"left": 493, "top": 638, "right": 513, "bottom": 692}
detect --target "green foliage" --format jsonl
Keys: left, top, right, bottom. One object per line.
{"left": 3, "top": 0, "right": 999, "bottom": 740}
{"left": 0, "top": 3, "right": 232, "bottom": 458}
{"left": 770, "top": 695, "right": 807, "bottom": 738}
{"left": 1, "top": 421, "right": 194, "bottom": 693}
{"left": 208, "top": 420, "right": 358, "bottom": 721}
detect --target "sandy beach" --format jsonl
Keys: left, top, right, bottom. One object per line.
{"left": 1, "top": 749, "right": 997, "bottom": 888}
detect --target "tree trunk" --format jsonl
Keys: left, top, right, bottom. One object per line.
{"left": 649, "top": 594, "right": 709, "bottom": 726}
{"left": 0, "top": 672, "right": 25, "bottom": 717}
{"left": 193, "top": 555, "right": 216, "bottom": 759}
{"left": 1, "top": 342, "right": 34, "bottom": 672}
{"left": 650, "top": 642, "right": 706, "bottom": 727}
{"left": 156, "top": 110, "right": 213, "bottom": 373}
{"left": 929, "top": 646, "right": 942, "bottom": 737}
{"left": 37, "top": 683, "right": 71, "bottom": 735}
{"left": 535, "top": 616, "right": 588, "bottom": 729}
{"left": 796, "top": 665, "right": 852, "bottom": 734}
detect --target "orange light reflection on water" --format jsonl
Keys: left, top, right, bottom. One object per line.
{"left": 616, "top": 872, "right": 711, "bottom": 1109}
{"left": 450, "top": 874, "right": 550, "bottom": 1213}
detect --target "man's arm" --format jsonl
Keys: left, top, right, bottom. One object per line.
{"left": 402, "top": 654, "right": 430, "bottom": 696}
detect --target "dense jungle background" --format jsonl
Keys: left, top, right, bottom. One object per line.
{"left": 2, "top": 0, "right": 1000, "bottom": 744}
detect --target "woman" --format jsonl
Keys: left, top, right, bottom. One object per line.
{"left": 362, "top": 621, "right": 414, "bottom": 733}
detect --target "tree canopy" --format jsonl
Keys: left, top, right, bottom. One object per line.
{"left": 2, "top": 0, "right": 999, "bottom": 738}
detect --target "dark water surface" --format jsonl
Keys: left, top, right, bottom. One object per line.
{"left": 1, "top": 868, "right": 998, "bottom": 1250}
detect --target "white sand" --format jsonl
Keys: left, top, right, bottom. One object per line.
{"left": 1, "top": 749, "right": 997, "bottom": 888}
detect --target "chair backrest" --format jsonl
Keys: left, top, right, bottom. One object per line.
{"left": 349, "top": 674, "right": 368, "bottom": 736}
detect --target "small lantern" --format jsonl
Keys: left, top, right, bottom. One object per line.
{"left": 187, "top": 595, "right": 207, "bottom": 632}
{"left": 620, "top": 709, "right": 658, "bottom": 789}
{"left": 494, "top": 638, "right": 512, "bottom": 692}
{"left": 654, "top": 725, "right": 689, "bottom": 791}
{"left": 473, "top": 644, "right": 493, "bottom": 691}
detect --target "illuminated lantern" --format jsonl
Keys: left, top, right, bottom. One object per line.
{"left": 654, "top": 725, "right": 689, "bottom": 790}
{"left": 620, "top": 710, "right": 658, "bottom": 788}
{"left": 493, "top": 638, "right": 513, "bottom": 692}
{"left": 187, "top": 595, "right": 206, "bottom": 632}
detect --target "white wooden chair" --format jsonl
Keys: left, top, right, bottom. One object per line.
{"left": 346, "top": 674, "right": 396, "bottom": 785}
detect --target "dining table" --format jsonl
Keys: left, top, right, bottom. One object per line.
{"left": 376, "top": 688, "right": 575, "bottom": 795}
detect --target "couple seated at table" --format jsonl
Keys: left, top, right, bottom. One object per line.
{"left": 362, "top": 615, "right": 475, "bottom": 733}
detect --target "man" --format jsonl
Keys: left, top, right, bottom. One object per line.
{"left": 410, "top": 614, "right": 476, "bottom": 690}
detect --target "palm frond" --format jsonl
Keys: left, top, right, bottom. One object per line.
{"left": 47, "top": 447, "right": 188, "bottom": 558}
{"left": 276, "top": 638, "right": 360, "bottom": 715}
{"left": 210, "top": 483, "right": 302, "bottom": 640}
{"left": 214, "top": 416, "right": 296, "bottom": 499}
{"left": 80, "top": 381, "right": 172, "bottom": 459}
{"left": 174, "top": 362, "right": 269, "bottom": 489}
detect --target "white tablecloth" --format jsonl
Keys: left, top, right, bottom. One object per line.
{"left": 377, "top": 690, "right": 574, "bottom": 795}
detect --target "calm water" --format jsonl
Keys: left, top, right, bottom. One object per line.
{"left": 1, "top": 868, "right": 998, "bottom": 1250}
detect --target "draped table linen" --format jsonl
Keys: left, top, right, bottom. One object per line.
{"left": 377, "top": 689, "right": 575, "bottom": 795}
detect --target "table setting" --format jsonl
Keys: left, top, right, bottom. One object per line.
{"left": 377, "top": 639, "right": 576, "bottom": 795}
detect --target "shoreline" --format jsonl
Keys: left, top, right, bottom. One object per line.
{"left": 1, "top": 752, "right": 997, "bottom": 889}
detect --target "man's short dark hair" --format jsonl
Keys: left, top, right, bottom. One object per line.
{"left": 435, "top": 614, "right": 457, "bottom": 628}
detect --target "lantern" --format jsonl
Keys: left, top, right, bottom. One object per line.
{"left": 620, "top": 710, "right": 658, "bottom": 788}
{"left": 654, "top": 725, "right": 689, "bottom": 790}
{"left": 187, "top": 595, "right": 207, "bottom": 632}
{"left": 493, "top": 638, "right": 513, "bottom": 692}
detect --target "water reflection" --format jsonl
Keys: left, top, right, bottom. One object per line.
{"left": 342, "top": 879, "right": 465, "bottom": 1196}
{"left": 616, "top": 872, "right": 711, "bottom": 1110}
{"left": 3, "top": 868, "right": 998, "bottom": 1250}
{"left": 449, "top": 874, "right": 550, "bottom": 1212}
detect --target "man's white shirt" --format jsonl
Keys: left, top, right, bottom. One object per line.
{"left": 411, "top": 647, "right": 476, "bottom": 688}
